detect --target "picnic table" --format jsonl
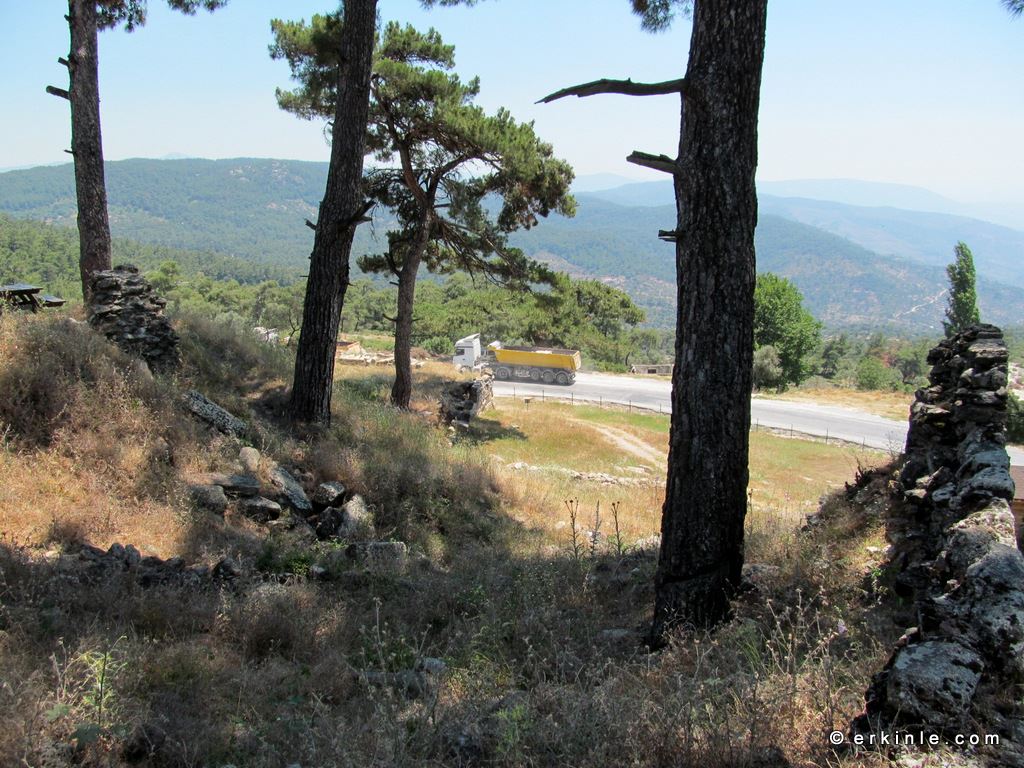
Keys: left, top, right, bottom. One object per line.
{"left": 0, "top": 283, "right": 66, "bottom": 313}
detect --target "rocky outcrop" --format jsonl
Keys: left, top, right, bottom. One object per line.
{"left": 852, "top": 325, "right": 1021, "bottom": 760}
{"left": 87, "top": 265, "right": 179, "bottom": 372}
{"left": 439, "top": 373, "right": 494, "bottom": 426}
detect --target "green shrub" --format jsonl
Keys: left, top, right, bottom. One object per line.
{"left": 1008, "top": 392, "right": 1024, "bottom": 443}
{"left": 855, "top": 357, "right": 902, "bottom": 392}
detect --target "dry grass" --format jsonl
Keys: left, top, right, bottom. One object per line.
{"left": 761, "top": 386, "right": 913, "bottom": 421}
{"left": 0, "top": 313, "right": 918, "bottom": 768}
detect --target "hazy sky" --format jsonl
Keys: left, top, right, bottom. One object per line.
{"left": 2, "top": 1, "right": 1023, "bottom": 205}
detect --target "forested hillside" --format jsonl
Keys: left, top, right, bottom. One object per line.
{"left": 4, "top": 158, "right": 1024, "bottom": 331}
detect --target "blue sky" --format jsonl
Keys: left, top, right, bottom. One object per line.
{"left": 2, "top": 1, "right": 1023, "bottom": 205}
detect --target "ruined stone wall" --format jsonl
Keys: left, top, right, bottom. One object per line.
{"left": 439, "top": 373, "right": 494, "bottom": 426}
{"left": 852, "top": 325, "right": 1022, "bottom": 760}
{"left": 88, "top": 265, "right": 179, "bottom": 372}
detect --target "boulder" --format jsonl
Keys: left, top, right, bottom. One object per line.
{"left": 189, "top": 483, "right": 228, "bottom": 514}
{"left": 239, "top": 446, "right": 261, "bottom": 475}
{"left": 183, "top": 390, "right": 247, "bottom": 437}
{"left": 237, "top": 496, "right": 282, "bottom": 523}
{"left": 347, "top": 540, "right": 408, "bottom": 576}
{"left": 884, "top": 641, "right": 983, "bottom": 726}
{"left": 311, "top": 481, "right": 346, "bottom": 509}
{"left": 270, "top": 465, "right": 312, "bottom": 516}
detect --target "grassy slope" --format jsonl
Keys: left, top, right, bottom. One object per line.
{"left": 0, "top": 312, "right": 912, "bottom": 767}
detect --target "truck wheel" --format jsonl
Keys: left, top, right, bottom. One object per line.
{"left": 495, "top": 367, "right": 511, "bottom": 380}
{"left": 529, "top": 369, "right": 541, "bottom": 381}
{"left": 541, "top": 370, "right": 554, "bottom": 384}
{"left": 555, "top": 371, "right": 570, "bottom": 385}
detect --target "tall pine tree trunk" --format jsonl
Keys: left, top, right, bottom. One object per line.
{"left": 67, "top": 0, "right": 112, "bottom": 301}
{"left": 289, "top": 0, "right": 378, "bottom": 424}
{"left": 390, "top": 217, "right": 432, "bottom": 409}
{"left": 650, "top": 0, "right": 768, "bottom": 641}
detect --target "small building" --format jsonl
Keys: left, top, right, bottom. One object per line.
{"left": 335, "top": 339, "right": 363, "bottom": 358}
{"left": 630, "top": 363, "right": 673, "bottom": 376}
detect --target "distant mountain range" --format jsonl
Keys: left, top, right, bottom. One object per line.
{"left": 1, "top": 157, "right": 1021, "bottom": 333}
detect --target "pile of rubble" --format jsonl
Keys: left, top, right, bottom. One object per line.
{"left": 852, "top": 325, "right": 1022, "bottom": 760}
{"left": 439, "top": 373, "right": 494, "bottom": 426}
{"left": 188, "top": 446, "right": 408, "bottom": 577}
{"left": 87, "top": 265, "right": 179, "bottom": 372}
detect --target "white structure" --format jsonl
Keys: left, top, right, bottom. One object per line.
{"left": 452, "top": 333, "right": 482, "bottom": 370}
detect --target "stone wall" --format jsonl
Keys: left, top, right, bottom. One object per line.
{"left": 851, "top": 325, "right": 1022, "bottom": 759}
{"left": 88, "top": 265, "right": 179, "bottom": 372}
{"left": 439, "top": 373, "right": 494, "bottom": 426}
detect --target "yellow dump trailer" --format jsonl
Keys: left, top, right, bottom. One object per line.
{"left": 486, "top": 342, "right": 581, "bottom": 385}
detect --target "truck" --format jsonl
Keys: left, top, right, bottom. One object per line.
{"left": 452, "top": 333, "right": 581, "bottom": 385}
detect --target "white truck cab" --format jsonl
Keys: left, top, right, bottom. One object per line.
{"left": 452, "top": 333, "right": 482, "bottom": 370}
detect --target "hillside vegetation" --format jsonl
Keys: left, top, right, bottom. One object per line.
{"left": 5, "top": 158, "right": 1024, "bottom": 331}
{"left": 0, "top": 311, "right": 909, "bottom": 767}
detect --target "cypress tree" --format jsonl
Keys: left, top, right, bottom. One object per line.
{"left": 943, "top": 241, "right": 981, "bottom": 337}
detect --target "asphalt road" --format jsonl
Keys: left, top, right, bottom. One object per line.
{"left": 492, "top": 371, "right": 1024, "bottom": 464}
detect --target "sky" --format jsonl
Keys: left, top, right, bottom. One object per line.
{"left": 2, "top": 1, "right": 1023, "bottom": 206}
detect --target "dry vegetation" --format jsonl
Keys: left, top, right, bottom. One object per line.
{"left": 0, "top": 313, "right": 918, "bottom": 767}
{"left": 760, "top": 387, "right": 913, "bottom": 421}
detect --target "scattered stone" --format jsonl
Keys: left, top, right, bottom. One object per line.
{"left": 212, "top": 557, "right": 242, "bottom": 580}
{"left": 311, "top": 481, "right": 346, "bottom": 509}
{"left": 190, "top": 483, "right": 228, "bottom": 514}
{"left": 87, "top": 265, "right": 179, "bottom": 372}
{"left": 191, "top": 473, "right": 260, "bottom": 498}
{"left": 237, "top": 496, "right": 282, "bottom": 523}
{"left": 361, "top": 656, "right": 447, "bottom": 698}
{"left": 270, "top": 465, "right": 313, "bottom": 516}
{"left": 347, "top": 540, "right": 408, "bottom": 576}
{"left": 741, "top": 562, "right": 781, "bottom": 590}
{"left": 239, "top": 446, "right": 261, "bottom": 475}
{"left": 338, "top": 495, "right": 374, "bottom": 538}
{"left": 184, "top": 391, "right": 247, "bottom": 437}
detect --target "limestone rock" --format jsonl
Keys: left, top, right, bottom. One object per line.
{"left": 190, "top": 483, "right": 228, "bottom": 514}
{"left": 884, "top": 641, "right": 983, "bottom": 726}
{"left": 237, "top": 496, "right": 282, "bottom": 523}
{"left": 347, "top": 540, "right": 408, "bottom": 576}
{"left": 270, "top": 465, "right": 312, "bottom": 515}
{"left": 311, "top": 481, "right": 346, "bottom": 509}
{"left": 239, "top": 446, "right": 261, "bottom": 475}
{"left": 184, "top": 391, "right": 247, "bottom": 437}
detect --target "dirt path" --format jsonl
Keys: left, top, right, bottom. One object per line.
{"left": 577, "top": 421, "right": 667, "bottom": 468}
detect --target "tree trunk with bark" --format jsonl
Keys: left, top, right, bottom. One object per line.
{"left": 650, "top": 0, "right": 768, "bottom": 641}
{"left": 66, "top": 0, "right": 113, "bottom": 301}
{"left": 289, "top": 0, "right": 378, "bottom": 425}
{"left": 390, "top": 214, "right": 432, "bottom": 409}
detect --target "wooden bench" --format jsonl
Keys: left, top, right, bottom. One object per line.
{"left": 0, "top": 284, "right": 65, "bottom": 314}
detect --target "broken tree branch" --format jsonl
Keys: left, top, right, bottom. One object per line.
{"left": 627, "top": 151, "right": 680, "bottom": 175}
{"left": 305, "top": 219, "right": 317, "bottom": 231}
{"left": 537, "top": 77, "right": 688, "bottom": 104}
{"left": 658, "top": 230, "right": 679, "bottom": 242}
{"left": 46, "top": 85, "right": 70, "bottom": 100}
{"left": 58, "top": 57, "right": 70, "bottom": 68}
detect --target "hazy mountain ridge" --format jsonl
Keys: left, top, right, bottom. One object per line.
{"left": 2, "top": 157, "right": 1022, "bottom": 332}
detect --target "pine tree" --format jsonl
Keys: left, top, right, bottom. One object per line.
{"left": 272, "top": 19, "right": 574, "bottom": 408}
{"left": 47, "top": 0, "right": 225, "bottom": 301}
{"left": 943, "top": 241, "right": 981, "bottom": 337}
{"left": 271, "top": 1, "right": 378, "bottom": 424}
{"left": 541, "top": 0, "right": 768, "bottom": 639}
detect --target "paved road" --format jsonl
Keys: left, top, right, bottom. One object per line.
{"left": 492, "top": 371, "right": 1024, "bottom": 464}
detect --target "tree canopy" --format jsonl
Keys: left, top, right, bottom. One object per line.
{"left": 753, "top": 272, "right": 822, "bottom": 388}
{"left": 272, "top": 17, "right": 574, "bottom": 407}
{"left": 943, "top": 241, "right": 981, "bottom": 337}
